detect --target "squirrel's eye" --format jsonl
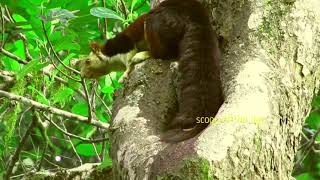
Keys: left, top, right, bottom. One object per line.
{"left": 85, "top": 59, "right": 91, "bottom": 65}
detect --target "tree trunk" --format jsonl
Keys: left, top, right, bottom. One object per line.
{"left": 109, "top": 0, "right": 320, "bottom": 179}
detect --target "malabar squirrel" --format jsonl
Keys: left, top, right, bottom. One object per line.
{"left": 80, "top": 0, "right": 223, "bottom": 142}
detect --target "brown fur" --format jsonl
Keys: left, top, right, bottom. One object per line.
{"left": 96, "top": 0, "right": 223, "bottom": 142}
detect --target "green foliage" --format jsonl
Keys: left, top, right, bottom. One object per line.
{"left": 294, "top": 94, "right": 320, "bottom": 179}
{"left": 98, "top": 157, "right": 113, "bottom": 169}
{"left": 90, "top": 7, "right": 124, "bottom": 21}
{"left": 295, "top": 173, "right": 315, "bottom": 180}
{"left": 0, "top": 0, "right": 150, "bottom": 177}
{"left": 76, "top": 143, "right": 101, "bottom": 157}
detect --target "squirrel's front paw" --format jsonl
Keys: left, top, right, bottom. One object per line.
{"left": 131, "top": 51, "right": 150, "bottom": 63}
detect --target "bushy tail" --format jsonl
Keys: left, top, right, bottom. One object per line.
{"left": 161, "top": 25, "right": 223, "bottom": 142}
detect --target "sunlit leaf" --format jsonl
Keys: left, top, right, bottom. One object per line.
{"left": 131, "top": 0, "right": 139, "bottom": 11}
{"left": 12, "top": 14, "right": 32, "bottom": 29}
{"left": 53, "top": 87, "right": 74, "bottom": 104}
{"left": 71, "top": 102, "right": 88, "bottom": 116}
{"left": 98, "top": 158, "right": 112, "bottom": 169}
{"left": 76, "top": 144, "right": 101, "bottom": 157}
{"left": 295, "top": 173, "right": 315, "bottom": 180}
{"left": 90, "top": 7, "right": 124, "bottom": 21}
{"left": 28, "top": 86, "right": 50, "bottom": 105}
{"left": 101, "top": 86, "right": 114, "bottom": 94}
{"left": 306, "top": 111, "right": 320, "bottom": 130}
{"left": 16, "top": 60, "right": 39, "bottom": 80}
{"left": 47, "top": 8, "right": 76, "bottom": 22}
{"left": 3, "top": 58, "right": 20, "bottom": 71}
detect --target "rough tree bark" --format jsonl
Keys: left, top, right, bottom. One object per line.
{"left": 109, "top": 0, "right": 320, "bottom": 179}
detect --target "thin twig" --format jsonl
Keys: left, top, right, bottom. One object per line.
{"left": 2, "top": 5, "right": 28, "bottom": 51}
{"left": 100, "top": 131, "right": 107, "bottom": 161}
{"left": 0, "top": 90, "right": 110, "bottom": 129}
{"left": 35, "top": 112, "right": 58, "bottom": 153}
{"left": 102, "top": 0, "right": 108, "bottom": 39}
{"left": 40, "top": 19, "right": 80, "bottom": 75}
{"left": 61, "top": 121, "right": 83, "bottom": 165}
{"left": 4, "top": 5, "right": 13, "bottom": 22}
{"left": 17, "top": 33, "right": 32, "bottom": 61}
{"left": 81, "top": 78, "right": 93, "bottom": 122}
{"left": 37, "top": 142, "right": 48, "bottom": 171}
{"left": 18, "top": 107, "right": 32, "bottom": 138}
{"left": 108, "top": 75, "right": 116, "bottom": 89}
{"left": 90, "top": 82, "right": 96, "bottom": 108}
{"left": 42, "top": 70, "right": 86, "bottom": 98}
{"left": 0, "top": 5, "right": 5, "bottom": 48}
{"left": 40, "top": 34, "right": 81, "bottom": 83}
{"left": 91, "top": 142, "right": 101, "bottom": 162}
{"left": 294, "top": 127, "right": 320, "bottom": 171}
{"left": 0, "top": 48, "right": 27, "bottom": 64}
{"left": 43, "top": 114, "right": 108, "bottom": 143}
{"left": 5, "top": 115, "right": 37, "bottom": 180}
{"left": 0, "top": 69, "right": 86, "bottom": 98}
{"left": 313, "top": 147, "right": 320, "bottom": 153}
{"left": 95, "top": 89, "right": 112, "bottom": 115}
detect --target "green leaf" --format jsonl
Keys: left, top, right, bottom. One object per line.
{"left": 65, "top": 0, "right": 88, "bottom": 11}
{"left": 13, "top": 40, "right": 26, "bottom": 61}
{"left": 96, "top": 108, "right": 111, "bottom": 123}
{"left": 101, "top": 86, "right": 114, "bottom": 94}
{"left": 98, "top": 158, "right": 112, "bottom": 169}
{"left": 3, "top": 58, "right": 20, "bottom": 71}
{"left": 48, "top": 8, "right": 76, "bottom": 21}
{"left": 52, "top": 87, "right": 74, "bottom": 104}
{"left": 135, "top": 1, "right": 150, "bottom": 15}
{"left": 0, "top": 123, "right": 6, "bottom": 133}
{"left": 305, "top": 112, "right": 320, "bottom": 130}
{"left": 55, "top": 41, "right": 80, "bottom": 51}
{"left": 75, "top": 144, "right": 101, "bottom": 157}
{"left": 27, "top": 86, "right": 50, "bottom": 105}
{"left": 50, "top": 31, "right": 79, "bottom": 51}
{"left": 34, "top": 62, "right": 51, "bottom": 72}
{"left": 56, "top": 53, "right": 77, "bottom": 72}
{"left": 67, "top": 79, "right": 82, "bottom": 91}
{"left": 29, "top": 16, "right": 46, "bottom": 40}
{"left": 37, "top": 93, "right": 50, "bottom": 106}
{"left": 312, "top": 95, "right": 320, "bottom": 108}
{"left": 295, "top": 173, "right": 315, "bottom": 180}
{"left": 12, "top": 14, "right": 32, "bottom": 29}
{"left": 90, "top": 7, "right": 124, "bottom": 21}
{"left": 47, "top": 0, "right": 68, "bottom": 8}
{"left": 131, "top": 0, "right": 139, "bottom": 12}
{"left": 71, "top": 102, "right": 88, "bottom": 116}
{"left": 16, "top": 60, "right": 39, "bottom": 80}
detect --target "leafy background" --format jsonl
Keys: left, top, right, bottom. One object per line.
{"left": 0, "top": 0, "right": 318, "bottom": 179}
{"left": 0, "top": 0, "right": 149, "bottom": 179}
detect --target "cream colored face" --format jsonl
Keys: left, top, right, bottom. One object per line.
{"left": 78, "top": 48, "right": 140, "bottom": 79}
{"left": 80, "top": 51, "right": 109, "bottom": 79}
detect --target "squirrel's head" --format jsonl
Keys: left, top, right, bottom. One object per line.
{"left": 74, "top": 42, "right": 110, "bottom": 79}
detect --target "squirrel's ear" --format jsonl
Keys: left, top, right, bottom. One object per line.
{"left": 89, "top": 42, "right": 101, "bottom": 53}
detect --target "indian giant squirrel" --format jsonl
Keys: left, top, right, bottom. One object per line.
{"left": 81, "top": 0, "right": 223, "bottom": 142}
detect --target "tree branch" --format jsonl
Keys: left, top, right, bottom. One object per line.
{"left": 0, "top": 90, "right": 110, "bottom": 129}
{"left": 17, "top": 33, "right": 32, "bottom": 61}
{"left": 0, "top": 48, "right": 27, "bottom": 64}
